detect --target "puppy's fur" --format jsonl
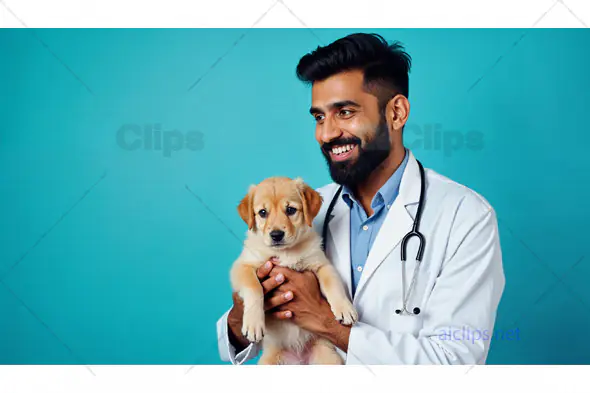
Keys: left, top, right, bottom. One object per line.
{"left": 230, "top": 176, "right": 358, "bottom": 365}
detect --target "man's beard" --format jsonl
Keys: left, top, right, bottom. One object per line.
{"left": 321, "top": 118, "right": 391, "bottom": 189}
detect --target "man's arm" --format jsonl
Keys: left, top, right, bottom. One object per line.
{"left": 315, "top": 305, "right": 351, "bottom": 352}
{"left": 216, "top": 307, "right": 261, "bottom": 365}
{"left": 227, "top": 305, "right": 250, "bottom": 353}
{"left": 217, "top": 259, "right": 293, "bottom": 364}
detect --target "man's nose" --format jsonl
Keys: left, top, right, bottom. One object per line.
{"left": 318, "top": 116, "right": 342, "bottom": 143}
{"left": 270, "top": 230, "right": 285, "bottom": 242}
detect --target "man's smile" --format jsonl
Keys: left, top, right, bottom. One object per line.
{"left": 323, "top": 139, "right": 361, "bottom": 163}
{"left": 329, "top": 143, "right": 358, "bottom": 162}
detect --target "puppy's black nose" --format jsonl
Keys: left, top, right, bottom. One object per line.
{"left": 270, "top": 230, "right": 285, "bottom": 242}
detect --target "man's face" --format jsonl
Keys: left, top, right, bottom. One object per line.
{"left": 310, "top": 70, "right": 391, "bottom": 189}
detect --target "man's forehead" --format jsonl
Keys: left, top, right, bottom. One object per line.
{"left": 310, "top": 72, "right": 370, "bottom": 111}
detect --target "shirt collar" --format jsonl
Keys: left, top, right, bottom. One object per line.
{"left": 342, "top": 149, "right": 409, "bottom": 210}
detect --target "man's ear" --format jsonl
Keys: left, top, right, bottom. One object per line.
{"left": 237, "top": 185, "right": 256, "bottom": 231}
{"left": 295, "top": 177, "right": 323, "bottom": 227}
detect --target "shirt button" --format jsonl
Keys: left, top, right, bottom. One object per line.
{"left": 386, "top": 204, "right": 391, "bottom": 209}
{"left": 362, "top": 225, "right": 369, "bottom": 231}
{"left": 357, "top": 266, "right": 363, "bottom": 272}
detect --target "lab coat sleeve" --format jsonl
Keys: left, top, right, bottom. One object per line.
{"left": 346, "top": 207, "right": 505, "bottom": 365}
{"left": 216, "top": 308, "right": 261, "bottom": 365}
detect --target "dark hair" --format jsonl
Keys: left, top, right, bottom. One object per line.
{"left": 295, "top": 33, "right": 412, "bottom": 113}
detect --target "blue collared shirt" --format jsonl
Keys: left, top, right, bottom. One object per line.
{"left": 341, "top": 150, "right": 409, "bottom": 297}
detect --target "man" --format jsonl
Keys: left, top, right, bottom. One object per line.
{"left": 216, "top": 33, "right": 505, "bottom": 365}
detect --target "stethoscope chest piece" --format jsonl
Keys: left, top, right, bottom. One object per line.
{"left": 395, "top": 306, "right": 421, "bottom": 315}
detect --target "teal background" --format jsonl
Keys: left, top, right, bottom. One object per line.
{"left": 1, "top": 28, "right": 589, "bottom": 365}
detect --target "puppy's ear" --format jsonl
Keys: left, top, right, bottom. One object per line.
{"left": 295, "top": 177, "right": 323, "bottom": 227}
{"left": 238, "top": 185, "right": 256, "bottom": 231}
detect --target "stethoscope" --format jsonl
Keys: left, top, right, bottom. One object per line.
{"left": 321, "top": 160, "right": 426, "bottom": 316}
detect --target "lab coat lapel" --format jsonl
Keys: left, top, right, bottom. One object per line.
{"left": 326, "top": 193, "right": 353, "bottom": 300}
{"left": 353, "top": 151, "right": 422, "bottom": 298}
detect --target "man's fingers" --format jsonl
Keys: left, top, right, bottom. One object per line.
{"left": 256, "top": 260, "right": 274, "bottom": 280}
{"left": 270, "top": 310, "right": 292, "bottom": 320}
{"left": 264, "top": 290, "right": 294, "bottom": 311}
{"left": 261, "top": 273, "right": 286, "bottom": 294}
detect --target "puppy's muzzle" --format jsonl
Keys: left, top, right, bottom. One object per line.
{"left": 270, "top": 230, "right": 285, "bottom": 244}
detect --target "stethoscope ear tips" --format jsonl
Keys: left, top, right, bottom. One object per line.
{"left": 395, "top": 309, "right": 401, "bottom": 314}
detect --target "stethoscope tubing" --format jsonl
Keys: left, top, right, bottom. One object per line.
{"left": 321, "top": 159, "right": 427, "bottom": 317}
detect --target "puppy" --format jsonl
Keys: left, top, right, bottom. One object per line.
{"left": 230, "top": 176, "right": 358, "bottom": 365}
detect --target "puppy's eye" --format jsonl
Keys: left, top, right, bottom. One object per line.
{"left": 258, "top": 209, "right": 267, "bottom": 218}
{"left": 286, "top": 206, "right": 297, "bottom": 216}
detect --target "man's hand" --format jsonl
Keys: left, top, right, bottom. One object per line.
{"left": 266, "top": 266, "right": 352, "bottom": 352}
{"left": 227, "top": 258, "right": 292, "bottom": 352}
{"left": 227, "top": 259, "right": 351, "bottom": 353}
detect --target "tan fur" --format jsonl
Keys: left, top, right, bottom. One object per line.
{"left": 237, "top": 185, "right": 257, "bottom": 231}
{"left": 308, "top": 338, "right": 346, "bottom": 365}
{"left": 230, "top": 176, "right": 358, "bottom": 365}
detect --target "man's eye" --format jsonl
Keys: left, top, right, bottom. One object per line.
{"left": 286, "top": 206, "right": 297, "bottom": 216}
{"left": 314, "top": 115, "right": 324, "bottom": 122}
{"left": 258, "top": 209, "right": 267, "bottom": 218}
{"left": 339, "top": 109, "right": 353, "bottom": 117}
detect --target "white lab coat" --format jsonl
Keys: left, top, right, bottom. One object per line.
{"left": 216, "top": 150, "right": 505, "bottom": 365}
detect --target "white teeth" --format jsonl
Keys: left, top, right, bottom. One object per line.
{"left": 332, "top": 144, "right": 355, "bottom": 155}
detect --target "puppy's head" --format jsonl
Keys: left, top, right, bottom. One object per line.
{"left": 237, "top": 177, "right": 323, "bottom": 249}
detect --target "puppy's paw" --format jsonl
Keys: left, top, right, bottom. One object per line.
{"left": 241, "top": 306, "right": 266, "bottom": 343}
{"left": 330, "top": 299, "right": 358, "bottom": 326}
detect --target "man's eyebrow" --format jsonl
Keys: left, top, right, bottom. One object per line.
{"left": 309, "top": 100, "right": 361, "bottom": 115}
